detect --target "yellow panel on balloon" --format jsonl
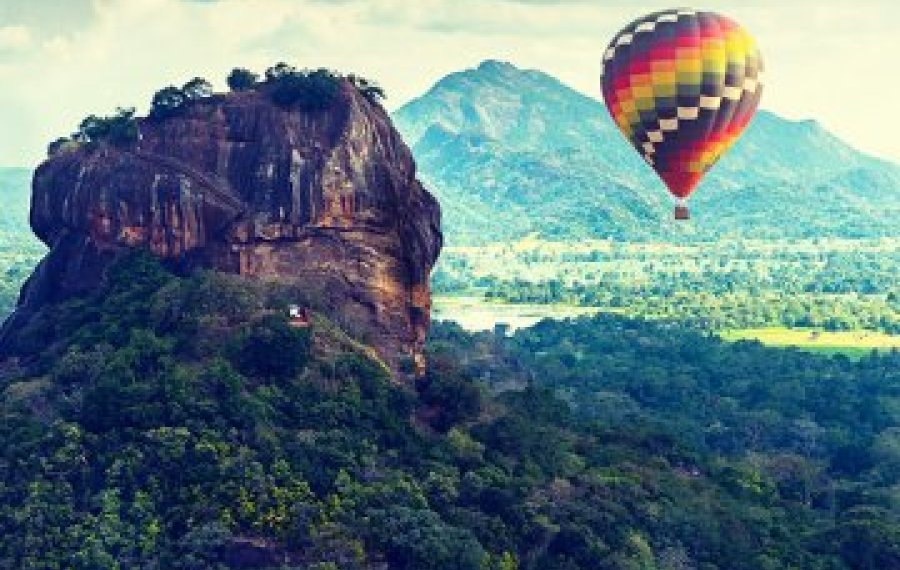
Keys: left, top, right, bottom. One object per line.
{"left": 676, "top": 57, "right": 702, "bottom": 72}
{"left": 652, "top": 71, "right": 677, "bottom": 86}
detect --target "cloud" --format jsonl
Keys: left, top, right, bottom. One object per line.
{"left": 0, "top": 0, "right": 897, "bottom": 166}
{"left": 0, "top": 26, "right": 32, "bottom": 53}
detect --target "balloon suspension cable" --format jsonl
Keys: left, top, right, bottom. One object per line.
{"left": 674, "top": 198, "right": 690, "bottom": 221}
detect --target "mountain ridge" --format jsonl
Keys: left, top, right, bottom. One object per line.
{"left": 393, "top": 60, "right": 900, "bottom": 244}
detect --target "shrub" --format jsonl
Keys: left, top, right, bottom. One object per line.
{"left": 182, "top": 77, "right": 213, "bottom": 101}
{"left": 233, "top": 314, "right": 312, "bottom": 379}
{"left": 227, "top": 67, "right": 258, "bottom": 91}
{"left": 348, "top": 74, "right": 386, "bottom": 104}
{"left": 264, "top": 61, "right": 296, "bottom": 82}
{"left": 149, "top": 86, "right": 187, "bottom": 120}
{"left": 47, "top": 136, "right": 82, "bottom": 156}
{"left": 77, "top": 107, "right": 139, "bottom": 146}
{"left": 267, "top": 68, "right": 340, "bottom": 110}
{"left": 418, "top": 361, "right": 484, "bottom": 431}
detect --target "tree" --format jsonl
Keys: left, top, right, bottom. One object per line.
{"left": 105, "top": 107, "right": 139, "bottom": 144}
{"left": 78, "top": 114, "right": 107, "bottom": 141}
{"left": 367, "top": 506, "right": 488, "bottom": 570}
{"left": 47, "top": 136, "right": 75, "bottom": 156}
{"left": 360, "top": 83, "right": 386, "bottom": 103}
{"left": 348, "top": 74, "right": 386, "bottom": 104}
{"left": 149, "top": 86, "right": 187, "bottom": 120}
{"left": 182, "top": 77, "right": 213, "bottom": 101}
{"left": 418, "top": 361, "right": 483, "bottom": 431}
{"left": 233, "top": 314, "right": 312, "bottom": 379}
{"left": 265, "top": 62, "right": 296, "bottom": 82}
{"left": 76, "top": 107, "right": 139, "bottom": 146}
{"left": 268, "top": 68, "right": 340, "bottom": 110}
{"left": 227, "top": 68, "right": 258, "bottom": 91}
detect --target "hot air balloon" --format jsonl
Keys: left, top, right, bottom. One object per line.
{"left": 601, "top": 8, "right": 763, "bottom": 220}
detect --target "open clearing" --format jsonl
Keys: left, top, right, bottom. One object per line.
{"left": 720, "top": 327, "right": 900, "bottom": 357}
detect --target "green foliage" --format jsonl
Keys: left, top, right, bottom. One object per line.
{"left": 76, "top": 107, "right": 139, "bottom": 146}
{"left": 226, "top": 67, "right": 258, "bottom": 91}
{"left": 0, "top": 168, "right": 44, "bottom": 317}
{"left": 267, "top": 67, "right": 341, "bottom": 110}
{"left": 418, "top": 357, "right": 484, "bottom": 431}
{"left": 3, "top": 254, "right": 900, "bottom": 569}
{"left": 149, "top": 85, "right": 188, "bottom": 120}
{"left": 264, "top": 61, "right": 297, "bottom": 82}
{"left": 393, "top": 62, "right": 900, "bottom": 245}
{"left": 348, "top": 74, "right": 386, "bottom": 104}
{"left": 259, "top": 62, "right": 385, "bottom": 109}
{"left": 44, "top": 65, "right": 387, "bottom": 152}
{"left": 181, "top": 76, "right": 213, "bottom": 101}
{"left": 434, "top": 237, "right": 900, "bottom": 335}
{"left": 367, "top": 506, "right": 487, "bottom": 570}
{"left": 232, "top": 314, "right": 311, "bottom": 379}
{"left": 47, "top": 136, "right": 82, "bottom": 156}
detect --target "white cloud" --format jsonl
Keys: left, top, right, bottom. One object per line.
{"left": 0, "top": 0, "right": 897, "bottom": 166}
{"left": 0, "top": 26, "right": 32, "bottom": 52}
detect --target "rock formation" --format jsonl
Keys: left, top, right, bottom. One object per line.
{"left": 0, "top": 81, "right": 442, "bottom": 377}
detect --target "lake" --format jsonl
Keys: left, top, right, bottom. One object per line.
{"left": 431, "top": 295, "right": 602, "bottom": 332}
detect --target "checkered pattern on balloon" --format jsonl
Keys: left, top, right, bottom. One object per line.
{"left": 601, "top": 9, "right": 763, "bottom": 219}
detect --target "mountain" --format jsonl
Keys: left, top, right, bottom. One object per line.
{"left": 394, "top": 60, "right": 900, "bottom": 243}
{"left": 0, "top": 168, "right": 44, "bottom": 318}
{"left": 1, "top": 252, "right": 898, "bottom": 568}
{"left": 0, "top": 78, "right": 442, "bottom": 377}
{"left": 0, "top": 167, "right": 33, "bottom": 232}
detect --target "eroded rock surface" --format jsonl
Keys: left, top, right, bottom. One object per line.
{"left": 1, "top": 82, "right": 442, "bottom": 377}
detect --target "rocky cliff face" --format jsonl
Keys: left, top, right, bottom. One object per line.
{"left": 1, "top": 82, "right": 442, "bottom": 377}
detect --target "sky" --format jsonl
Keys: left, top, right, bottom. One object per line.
{"left": 0, "top": 0, "right": 898, "bottom": 167}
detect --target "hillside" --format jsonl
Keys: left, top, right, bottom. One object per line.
{"left": 394, "top": 60, "right": 900, "bottom": 244}
{"left": 1, "top": 253, "right": 898, "bottom": 568}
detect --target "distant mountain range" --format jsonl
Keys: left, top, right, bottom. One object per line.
{"left": 3, "top": 63, "right": 899, "bottom": 248}
{"left": 393, "top": 60, "right": 900, "bottom": 244}
{"left": 0, "top": 168, "right": 32, "bottom": 233}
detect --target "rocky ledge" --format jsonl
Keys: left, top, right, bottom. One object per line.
{"left": 0, "top": 79, "right": 442, "bottom": 378}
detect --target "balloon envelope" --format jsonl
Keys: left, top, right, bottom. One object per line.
{"left": 601, "top": 8, "right": 763, "bottom": 204}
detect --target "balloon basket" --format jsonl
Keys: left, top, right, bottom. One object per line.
{"left": 674, "top": 205, "right": 690, "bottom": 220}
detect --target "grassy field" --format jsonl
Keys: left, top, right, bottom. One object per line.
{"left": 433, "top": 297, "right": 900, "bottom": 359}
{"left": 719, "top": 327, "right": 900, "bottom": 357}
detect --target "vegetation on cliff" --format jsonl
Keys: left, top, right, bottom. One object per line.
{"left": 0, "top": 253, "right": 897, "bottom": 569}
{"left": 48, "top": 63, "right": 386, "bottom": 156}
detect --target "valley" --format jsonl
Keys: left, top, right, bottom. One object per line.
{"left": 432, "top": 235, "right": 900, "bottom": 354}
{"left": 0, "top": 168, "right": 45, "bottom": 316}
{"left": 0, "top": 55, "right": 899, "bottom": 568}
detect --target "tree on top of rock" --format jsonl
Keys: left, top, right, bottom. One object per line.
{"left": 348, "top": 74, "right": 386, "bottom": 104}
{"left": 77, "top": 107, "right": 139, "bottom": 146}
{"left": 182, "top": 77, "right": 213, "bottom": 101}
{"left": 267, "top": 68, "right": 340, "bottom": 111}
{"left": 264, "top": 62, "right": 296, "bottom": 82}
{"left": 227, "top": 68, "right": 258, "bottom": 92}
{"left": 149, "top": 86, "right": 187, "bottom": 120}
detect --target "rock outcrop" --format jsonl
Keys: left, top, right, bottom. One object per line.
{"left": 0, "top": 81, "right": 442, "bottom": 377}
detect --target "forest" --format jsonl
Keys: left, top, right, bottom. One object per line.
{"left": 433, "top": 237, "right": 900, "bottom": 333}
{"left": 0, "top": 253, "right": 897, "bottom": 569}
